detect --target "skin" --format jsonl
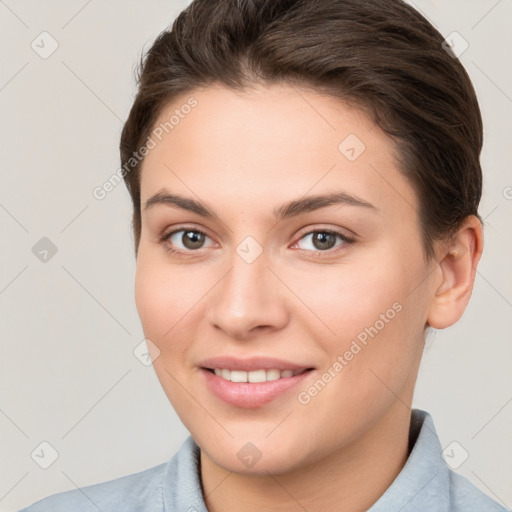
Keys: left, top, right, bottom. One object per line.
{"left": 134, "top": 83, "right": 483, "bottom": 512}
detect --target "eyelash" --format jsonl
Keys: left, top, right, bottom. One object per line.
{"left": 159, "top": 226, "right": 355, "bottom": 257}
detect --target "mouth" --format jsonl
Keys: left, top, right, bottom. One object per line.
{"left": 198, "top": 357, "right": 315, "bottom": 408}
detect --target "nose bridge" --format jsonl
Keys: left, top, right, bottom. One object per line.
{"left": 207, "top": 243, "right": 287, "bottom": 338}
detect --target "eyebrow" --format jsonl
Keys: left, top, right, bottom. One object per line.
{"left": 143, "top": 189, "right": 378, "bottom": 220}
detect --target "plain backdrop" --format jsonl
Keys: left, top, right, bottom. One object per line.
{"left": 1, "top": 1, "right": 511, "bottom": 510}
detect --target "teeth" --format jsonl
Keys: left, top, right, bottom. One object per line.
{"left": 248, "top": 369, "right": 266, "bottom": 383}
{"left": 211, "top": 368, "right": 303, "bottom": 382}
{"left": 266, "top": 369, "right": 281, "bottom": 381}
{"left": 230, "top": 370, "right": 247, "bottom": 383}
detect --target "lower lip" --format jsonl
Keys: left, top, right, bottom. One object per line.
{"left": 201, "top": 368, "right": 314, "bottom": 409}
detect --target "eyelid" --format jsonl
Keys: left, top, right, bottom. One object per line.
{"left": 293, "top": 224, "right": 356, "bottom": 242}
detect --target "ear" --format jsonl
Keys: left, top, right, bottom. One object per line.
{"left": 426, "top": 215, "right": 484, "bottom": 329}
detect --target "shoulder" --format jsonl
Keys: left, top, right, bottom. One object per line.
{"left": 18, "top": 461, "right": 168, "bottom": 512}
{"left": 19, "top": 436, "right": 203, "bottom": 512}
{"left": 448, "top": 469, "right": 509, "bottom": 512}
{"left": 414, "top": 409, "right": 509, "bottom": 512}
{"left": 369, "top": 409, "right": 509, "bottom": 512}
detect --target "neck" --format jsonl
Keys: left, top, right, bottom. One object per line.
{"left": 200, "top": 401, "right": 413, "bottom": 512}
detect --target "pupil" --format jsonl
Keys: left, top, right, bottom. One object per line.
{"left": 183, "top": 231, "right": 204, "bottom": 249}
{"left": 313, "top": 232, "right": 336, "bottom": 250}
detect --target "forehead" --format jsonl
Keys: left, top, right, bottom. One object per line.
{"left": 139, "top": 83, "right": 418, "bottom": 220}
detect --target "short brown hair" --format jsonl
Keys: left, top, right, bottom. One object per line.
{"left": 120, "top": 0, "right": 483, "bottom": 259}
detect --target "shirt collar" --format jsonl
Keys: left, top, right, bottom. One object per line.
{"left": 367, "top": 408, "right": 450, "bottom": 511}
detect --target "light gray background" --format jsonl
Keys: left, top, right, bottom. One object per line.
{"left": 1, "top": 1, "right": 511, "bottom": 510}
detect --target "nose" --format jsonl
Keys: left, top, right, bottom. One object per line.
{"left": 206, "top": 248, "right": 289, "bottom": 341}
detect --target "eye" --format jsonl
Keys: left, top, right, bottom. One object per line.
{"left": 162, "top": 228, "right": 215, "bottom": 253}
{"left": 293, "top": 229, "right": 354, "bottom": 253}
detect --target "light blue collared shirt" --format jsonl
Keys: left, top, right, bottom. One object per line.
{"left": 20, "top": 409, "right": 508, "bottom": 511}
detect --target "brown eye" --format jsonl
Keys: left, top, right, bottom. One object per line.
{"left": 295, "top": 230, "right": 352, "bottom": 253}
{"left": 311, "top": 232, "right": 337, "bottom": 250}
{"left": 164, "top": 229, "right": 213, "bottom": 252}
{"left": 181, "top": 230, "right": 205, "bottom": 249}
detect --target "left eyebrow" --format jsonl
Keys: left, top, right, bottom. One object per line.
{"left": 143, "top": 189, "right": 378, "bottom": 220}
{"left": 273, "top": 191, "right": 378, "bottom": 221}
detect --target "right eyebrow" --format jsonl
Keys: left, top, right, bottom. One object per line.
{"left": 144, "top": 191, "right": 216, "bottom": 218}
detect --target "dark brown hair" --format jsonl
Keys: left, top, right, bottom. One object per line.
{"left": 120, "top": 0, "right": 483, "bottom": 259}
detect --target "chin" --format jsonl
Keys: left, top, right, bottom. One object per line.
{"left": 196, "top": 429, "right": 316, "bottom": 476}
{"left": 208, "top": 445, "right": 304, "bottom": 476}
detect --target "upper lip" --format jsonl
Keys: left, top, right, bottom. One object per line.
{"left": 199, "top": 356, "right": 313, "bottom": 372}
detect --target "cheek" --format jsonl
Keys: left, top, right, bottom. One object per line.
{"left": 134, "top": 253, "right": 201, "bottom": 412}
{"left": 289, "top": 260, "right": 407, "bottom": 341}
{"left": 135, "top": 258, "right": 168, "bottom": 339}
{"left": 291, "top": 249, "right": 427, "bottom": 379}
{"left": 134, "top": 252, "right": 200, "bottom": 347}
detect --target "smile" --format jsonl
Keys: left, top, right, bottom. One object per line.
{"left": 200, "top": 364, "right": 314, "bottom": 408}
{"left": 209, "top": 368, "right": 308, "bottom": 383}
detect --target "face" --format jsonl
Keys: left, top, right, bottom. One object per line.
{"left": 135, "top": 83, "right": 435, "bottom": 475}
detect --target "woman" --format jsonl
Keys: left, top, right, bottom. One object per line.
{"left": 20, "top": 0, "right": 507, "bottom": 510}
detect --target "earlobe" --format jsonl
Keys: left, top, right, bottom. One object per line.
{"left": 426, "top": 216, "right": 484, "bottom": 329}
